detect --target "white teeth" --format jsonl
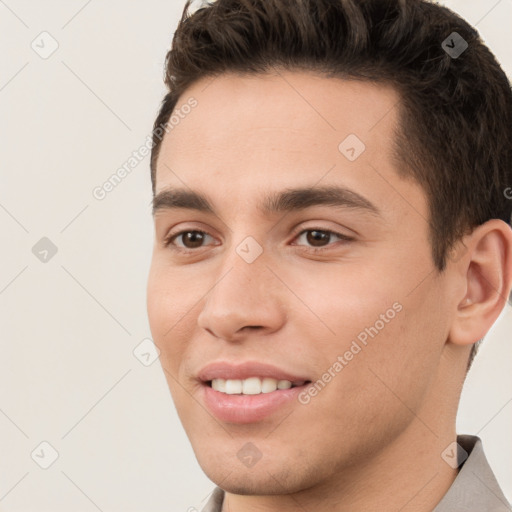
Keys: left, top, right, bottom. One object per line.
{"left": 212, "top": 378, "right": 226, "bottom": 393}
{"left": 242, "top": 377, "right": 261, "bottom": 395}
{"left": 211, "top": 377, "right": 298, "bottom": 395}
{"left": 261, "top": 377, "right": 278, "bottom": 393}
{"left": 224, "top": 379, "right": 242, "bottom": 394}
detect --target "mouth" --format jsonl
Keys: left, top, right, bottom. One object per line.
{"left": 197, "top": 361, "right": 313, "bottom": 424}
{"left": 205, "top": 377, "right": 311, "bottom": 395}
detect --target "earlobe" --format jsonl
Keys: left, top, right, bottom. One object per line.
{"left": 449, "top": 219, "right": 512, "bottom": 347}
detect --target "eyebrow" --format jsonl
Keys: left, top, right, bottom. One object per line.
{"left": 152, "top": 185, "right": 381, "bottom": 218}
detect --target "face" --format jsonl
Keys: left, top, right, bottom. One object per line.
{"left": 147, "top": 71, "right": 457, "bottom": 495}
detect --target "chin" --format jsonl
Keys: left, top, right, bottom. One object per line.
{"left": 197, "top": 447, "right": 320, "bottom": 497}
{"left": 205, "top": 471, "right": 292, "bottom": 496}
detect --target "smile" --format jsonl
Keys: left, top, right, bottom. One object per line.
{"left": 210, "top": 377, "right": 308, "bottom": 395}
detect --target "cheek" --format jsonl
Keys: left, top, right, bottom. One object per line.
{"left": 147, "top": 273, "right": 201, "bottom": 420}
{"left": 298, "top": 259, "right": 445, "bottom": 404}
{"left": 146, "top": 264, "right": 198, "bottom": 367}
{"left": 291, "top": 263, "right": 402, "bottom": 348}
{"left": 335, "top": 278, "right": 448, "bottom": 419}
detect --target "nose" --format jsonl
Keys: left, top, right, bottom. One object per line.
{"left": 197, "top": 248, "right": 287, "bottom": 342}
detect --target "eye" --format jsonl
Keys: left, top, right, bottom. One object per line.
{"left": 164, "top": 230, "right": 215, "bottom": 250}
{"left": 292, "top": 228, "right": 353, "bottom": 249}
{"left": 163, "top": 227, "right": 353, "bottom": 253}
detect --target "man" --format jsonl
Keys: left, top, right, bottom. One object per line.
{"left": 146, "top": 0, "right": 512, "bottom": 510}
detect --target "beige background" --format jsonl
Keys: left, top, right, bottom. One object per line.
{"left": 0, "top": 0, "right": 510, "bottom": 510}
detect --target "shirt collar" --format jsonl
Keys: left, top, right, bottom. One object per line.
{"left": 433, "top": 435, "right": 511, "bottom": 511}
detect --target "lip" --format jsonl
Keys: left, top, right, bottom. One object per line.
{"left": 202, "top": 383, "right": 311, "bottom": 424}
{"left": 197, "top": 360, "right": 312, "bottom": 424}
{"left": 197, "top": 360, "right": 310, "bottom": 384}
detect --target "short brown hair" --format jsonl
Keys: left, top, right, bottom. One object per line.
{"left": 150, "top": 0, "right": 512, "bottom": 368}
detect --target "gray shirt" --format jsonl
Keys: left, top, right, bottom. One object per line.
{"left": 201, "top": 435, "right": 511, "bottom": 512}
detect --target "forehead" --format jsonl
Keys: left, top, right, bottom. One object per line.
{"left": 155, "top": 70, "right": 406, "bottom": 205}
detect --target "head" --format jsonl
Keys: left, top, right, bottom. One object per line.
{"left": 147, "top": 0, "right": 512, "bottom": 498}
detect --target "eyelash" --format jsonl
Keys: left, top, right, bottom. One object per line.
{"left": 162, "top": 227, "right": 354, "bottom": 253}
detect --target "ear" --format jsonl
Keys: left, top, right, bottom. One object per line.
{"left": 449, "top": 219, "right": 512, "bottom": 347}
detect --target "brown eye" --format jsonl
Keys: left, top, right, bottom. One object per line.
{"left": 306, "top": 230, "right": 331, "bottom": 247}
{"left": 165, "top": 230, "right": 213, "bottom": 249}
{"left": 181, "top": 231, "right": 206, "bottom": 248}
{"left": 293, "top": 229, "right": 353, "bottom": 249}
